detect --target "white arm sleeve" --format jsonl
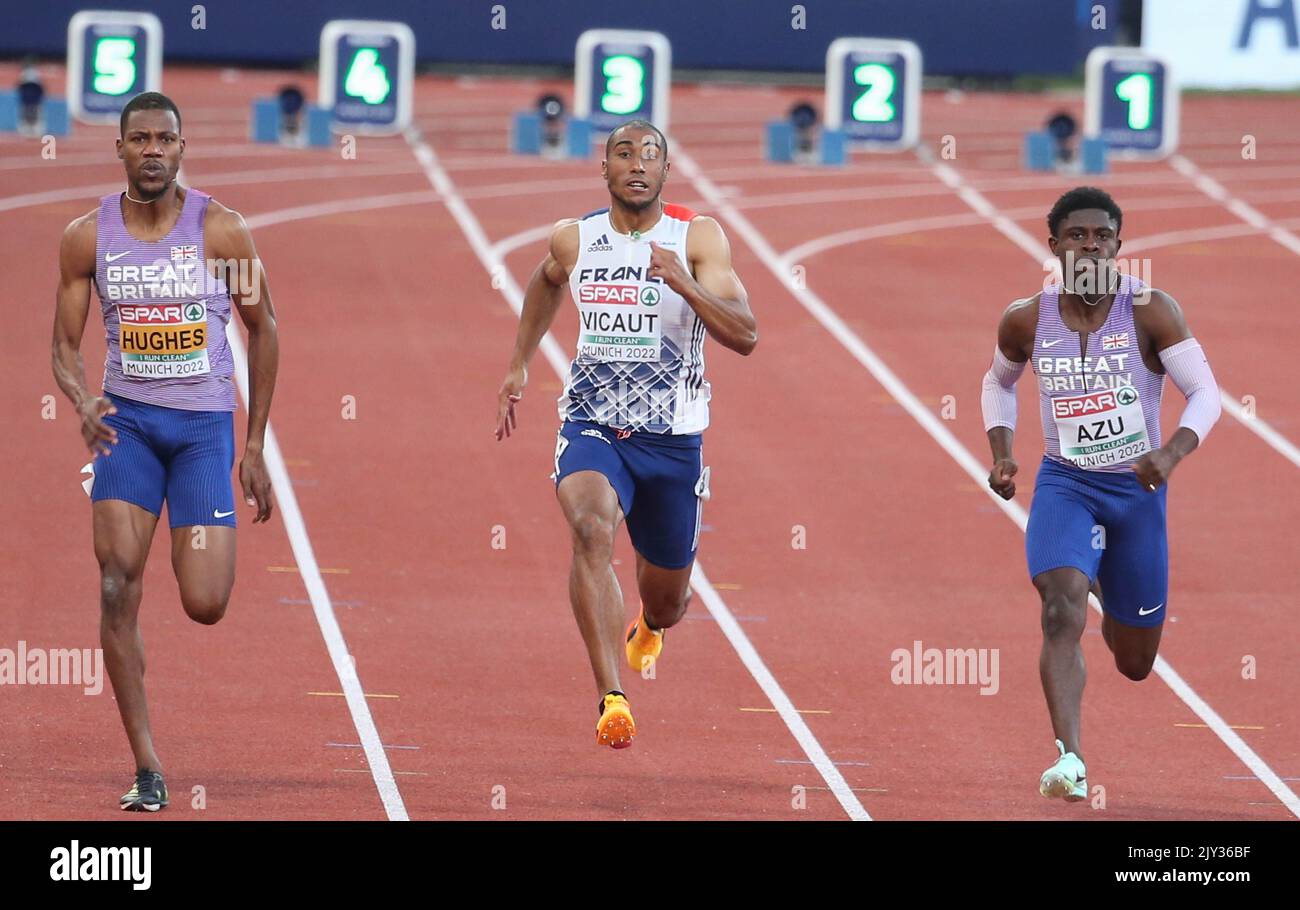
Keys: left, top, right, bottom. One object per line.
{"left": 1158, "top": 337, "right": 1221, "bottom": 446}
{"left": 981, "top": 346, "right": 1027, "bottom": 432}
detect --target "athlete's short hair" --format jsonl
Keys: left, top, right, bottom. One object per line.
{"left": 605, "top": 119, "right": 668, "bottom": 159}
{"left": 120, "top": 91, "right": 182, "bottom": 137}
{"left": 1047, "top": 186, "right": 1122, "bottom": 237}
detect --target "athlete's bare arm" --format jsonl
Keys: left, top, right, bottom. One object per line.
{"left": 649, "top": 216, "right": 756, "bottom": 356}
{"left": 207, "top": 200, "right": 277, "bottom": 523}
{"left": 985, "top": 295, "right": 1039, "bottom": 499}
{"left": 496, "top": 219, "right": 579, "bottom": 441}
{"left": 1130, "top": 288, "right": 1202, "bottom": 489}
{"left": 52, "top": 210, "right": 120, "bottom": 457}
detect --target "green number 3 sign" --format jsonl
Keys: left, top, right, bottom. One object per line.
{"left": 602, "top": 55, "right": 645, "bottom": 115}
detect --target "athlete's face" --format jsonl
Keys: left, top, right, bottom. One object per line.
{"left": 1050, "top": 209, "right": 1121, "bottom": 297}
{"left": 602, "top": 128, "right": 668, "bottom": 211}
{"left": 117, "top": 108, "right": 184, "bottom": 200}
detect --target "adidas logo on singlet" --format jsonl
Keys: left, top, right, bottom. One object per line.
{"left": 587, "top": 233, "right": 613, "bottom": 252}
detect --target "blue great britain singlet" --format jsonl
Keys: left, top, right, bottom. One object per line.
{"left": 1032, "top": 276, "right": 1164, "bottom": 473}
{"left": 94, "top": 188, "right": 236, "bottom": 411}
{"left": 558, "top": 204, "right": 709, "bottom": 435}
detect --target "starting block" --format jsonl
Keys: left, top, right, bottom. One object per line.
{"left": 1025, "top": 131, "right": 1108, "bottom": 174}
{"left": 0, "top": 92, "right": 69, "bottom": 136}
{"left": 251, "top": 97, "right": 332, "bottom": 147}
{"left": 511, "top": 111, "right": 593, "bottom": 159}
{"left": 765, "top": 121, "right": 846, "bottom": 166}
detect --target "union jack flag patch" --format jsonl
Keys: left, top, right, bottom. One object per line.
{"left": 1102, "top": 332, "right": 1129, "bottom": 350}
{"left": 170, "top": 245, "right": 198, "bottom": 261}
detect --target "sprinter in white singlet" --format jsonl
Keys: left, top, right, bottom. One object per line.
{"left": 495, "top": 120, "right": 756, "bottom": 749}
{"left": 980, "top": 187, "right": 1222, "bottom": 802}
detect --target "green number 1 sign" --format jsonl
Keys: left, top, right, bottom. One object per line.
{"left": 1114, "top": 73, "right": 1153, "bottom": 130}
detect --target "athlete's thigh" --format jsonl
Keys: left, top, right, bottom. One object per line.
{"left": 622, "top": 437, "right": 705, "bottom": 572}
{"left": 163, "top": 408, "right": 237, "bottom": 530}
{"left": 1025, "top": 461, "right": 1105, "bottom": 585}
{"left": 554, "top": 422, "right": 633, "bottom": 529}
{"left": 93, "top": 499, "right": 160, "bottom": 577}
{"left": 89, "top": 394, "right": 167, "bottom": 522}
{"left": 169, "top": 525, "right": 236, "bottom": 605}
{"left": 1096, "top": 482, "right": 1168, "bottom": 629}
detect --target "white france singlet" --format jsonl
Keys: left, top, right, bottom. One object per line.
{"left": 558, "top": 204, "right": 710, "bottom": 435}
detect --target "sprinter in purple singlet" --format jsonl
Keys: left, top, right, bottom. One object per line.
{"left": 52, "top": 92, "right": 280, "bottom": 811}
{"left": 980, "top": 187, "right": 1222, "bottom": 802}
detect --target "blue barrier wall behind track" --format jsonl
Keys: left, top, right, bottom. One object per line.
{"left": 4, "top": 0, "right": 1118, "bottom": 76}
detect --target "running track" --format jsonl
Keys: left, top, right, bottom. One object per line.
{"left": 1, "top": 65, "right": 1296, "bottom": 820}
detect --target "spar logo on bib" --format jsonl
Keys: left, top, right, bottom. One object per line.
{"left": 1052, "top": 385, "right": 1151, "bottom": 467}
{"left": 117, "top": 300, "right": 211, "bottom": 379}
{"left": 575, "top": 282, "right": 662, "bottom": 362}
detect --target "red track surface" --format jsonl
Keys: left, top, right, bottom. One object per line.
{"left": 2, "top": 64, "right": 1296, "bottom": 820}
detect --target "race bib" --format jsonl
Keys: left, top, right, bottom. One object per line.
{"left": 1052, "top": 385, "right": 1151, "bottom": 468}
{"left": 575, "top": 283, "right": 663, "bottom": 362}
{"left": 117, "top": 301, "right": 211, "bottom": 379}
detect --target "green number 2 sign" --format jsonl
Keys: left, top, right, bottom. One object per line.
{"left": 851, "top": 63, "right": 896, "bottom": 123}
{"left": 93, "top": 37, "right": 137, "bottom": 96}
{"left": 602, "top": 55, "right": 645, "bottom": 115}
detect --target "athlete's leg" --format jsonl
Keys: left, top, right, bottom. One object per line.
{"left": 1033, "top": 567, "right": 1091, "bottom": 761}
{"left": 163, "top": 407, "right": 238, "bottom": 624}
{"left": 634, "top": 551, "right": 692, "bottom": 631}
{"left": 94, "top": 499, "right": 163, "bottom": 773}
{"left": 1101, "top": 617, "right": 1162, "bottom": 680}
{"left": 1097, "top": 477, "right": 1168, "bottom": 681}
{"left": 557, "top": 470, "right": 628, "bottom": 698}
{"left": 169, "top": 526, "right": 236, "bottom": 625}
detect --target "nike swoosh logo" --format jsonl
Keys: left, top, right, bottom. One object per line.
{"left": 1137, "top": 603, "right": 1164, "bottom": 616}
{"left": 104, "top": 251, "right": 133, "bottom": 263}
{"left": 1041, "top": 339, "right": 1065, "bottom": 348}
{"left": 213, "top": 509, "right": 235, "bottom": 518}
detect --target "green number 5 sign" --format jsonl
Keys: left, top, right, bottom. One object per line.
{"left": 93, "top": 38, "right": 137, "bottom": 95}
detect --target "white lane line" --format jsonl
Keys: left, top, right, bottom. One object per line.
{"left": 243, "top": 190, "right": 441, "bottom": 231}
{"left": 674, "top": 143, "right": 1300, "bottom": 820}
{"left": 202, "top": 168, "right": 409, "bottom": 821}
{"left": 1170, "top": 153, "right": 1300, "bottom": 259}
{"left": 403, "top": 126, "right": 870, "bottom": 822}
{"left": 491, "top": 191, "right": 1300, "bottom": 277}
{"left": 0, "top": 162, "right": 419, "bottom": 214}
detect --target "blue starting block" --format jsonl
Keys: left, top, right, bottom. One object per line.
{"left": 1080, "top": 136, "right": 1107, "bottom": 174}
{"left": 1025, "top": 131, "right": 1055, "bottom": 171}
{"left": 511, "top": 111, "right": 593, "bottom": 159}
{"left": 0, "top": 92, "right": 69, "bottom": 136}
{"left": 1026, "top": 131, "right": 1109, "bottom": 174}
{"left": 250, "top": 98, "right": 332, "bottom": 147}
{"left": 765, "top": 121, "right": 845, "bottom": 166}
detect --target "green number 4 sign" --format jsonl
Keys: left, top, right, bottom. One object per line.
{"left": 345, "top": 48, "right": 391, "bottom": 105}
